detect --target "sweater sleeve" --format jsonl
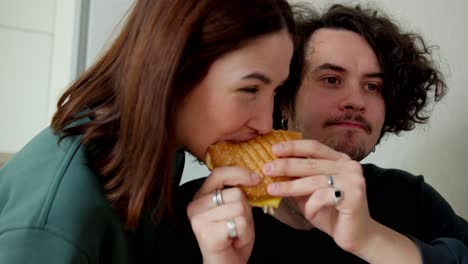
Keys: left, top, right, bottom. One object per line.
{"left": 416, "top": 180, "right": 468, "bottom": 263}
{"left": 0, "top": 228, "right": 89, "bottom": 264}
{"left": 420, "top": 181, "right": 468, "bottom": 243}
{"left": 363, "top": 165, "right": 468, "bottom": 263}
{"left": 410, "top": 236, "right": 468, "bottom": 264}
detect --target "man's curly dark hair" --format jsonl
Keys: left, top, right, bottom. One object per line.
{"left": 275, "top": 4, "right": 447, "bottom": 141}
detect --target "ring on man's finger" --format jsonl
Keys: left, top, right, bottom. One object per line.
{"left": 333, "top": 189, "right": 343, "bottom": 205}
{"left": 226, "top": 219, "right": 238, "bottom": 239}
{"left": 212, "top": 189, "right": 224, "bottom": 206}
{"left": 327, "top": 175, "right": 334, "bottom": 188}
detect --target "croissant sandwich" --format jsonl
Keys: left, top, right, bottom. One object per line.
{"left": 205, "top": 129, "right": 303, "bottom": 213}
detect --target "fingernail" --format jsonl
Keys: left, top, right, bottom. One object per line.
{"left": 267, "top": 183, "right": 279, "bottom": 194}
{"left": 272, "top": 143, "right": 283, "bottom": 154}
{"left": 251, "top": 173, "right": 261, "bottom": 183}
{"left": 263, "top": 163, "right": 273, "bottom": 174}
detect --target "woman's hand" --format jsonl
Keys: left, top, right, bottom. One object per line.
{"left": 187, "top": 167, "right": 260, "bottom": 264}
{"left": 264, "top": 139, "right": 374, "bottom": 253}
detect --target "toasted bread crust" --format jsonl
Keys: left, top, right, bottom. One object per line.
{"left": 205, "top": 130, "right": 302, "bottom": 210}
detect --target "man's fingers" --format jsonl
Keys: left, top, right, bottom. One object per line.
{"left": 263, "top": 158, "right": 337, "bottom": 177}
{"left": 267, "top": 174, "right": 329, "bottom": 196}
{"left": 272, "top": 139, "right": 350, "bottom": 161}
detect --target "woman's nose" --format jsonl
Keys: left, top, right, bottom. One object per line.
{"left": 250, "top": 101, "right": 274, "bottom": 134}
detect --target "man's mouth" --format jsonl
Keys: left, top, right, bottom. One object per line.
{"left": 324, "top": 115, "right": 372, "bottom": 134}
{"left": 330, "top": 121, "right": 366, "bottom": 130}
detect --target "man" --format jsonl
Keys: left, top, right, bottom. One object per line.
{"left": 271, "top": 4, "right": 468, "bottom": 263}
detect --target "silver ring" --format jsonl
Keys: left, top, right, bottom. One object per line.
{"left": 327, "top": 175, "right": 334, "bottom": 188}
{"left": 226, "top": 219, "right": 238, "bottom": 239}
{"left": 212, "top": 189, "right": 224, "bottom": 206}
{"left": 333, "top": 189, "right": 342, "bottom": 204}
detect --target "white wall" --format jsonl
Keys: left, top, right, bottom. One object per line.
{"left": 48, "top": 1, "right": 84, "bottom": 122}
{"left": 85, "top": 0, "right": 133, "bottom": 68}
{"left": 0, "top": 0, "right": 83, "bottom": 153}
{"left": 0, "top": 0, "right": 56, "bottom": 152}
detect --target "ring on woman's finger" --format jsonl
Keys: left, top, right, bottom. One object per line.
{"left": 226, "top": 219, "right": 238, "bottom": 239}
{"left": 212, "top": 189, "right": 224, "bottom": 206}
{"left": 327, "top": 175, "right": 334, "bottom": 188}
{"left": 333, "top": 188, "right": 343, "bottom": 205}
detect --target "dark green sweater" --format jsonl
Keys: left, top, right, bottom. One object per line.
{"left": 0, "top": 128, "right": 184, "bottom": 263}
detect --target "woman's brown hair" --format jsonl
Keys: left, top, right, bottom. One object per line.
{"left": 52, "top": 0, "right": 296, "bottom": 229}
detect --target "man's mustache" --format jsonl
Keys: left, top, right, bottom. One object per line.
{"left": 323, "top": 113, "right": 372, "bottom": 134}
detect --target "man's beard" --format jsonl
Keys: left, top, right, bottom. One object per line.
{"left": 290, "top": 115, "right": 373, "bottom": 161}
{"left": 321, "top": 130, "right": 369, "bottom": 161}
{"left": 321, "top": 112, "right": 373, "bottom": 161}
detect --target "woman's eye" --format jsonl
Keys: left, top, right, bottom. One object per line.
{"left": 240, "top": 87, "right": 258, "bottom": 93}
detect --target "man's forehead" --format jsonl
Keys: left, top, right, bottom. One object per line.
{"left": 304, "top": 28, "right": 381, "bottom": 74}
{"left": 306, "top": 28, "right": 374, "bottom": 54}
{"left": 305, "top": 29, "right": 348, "bottom": 66}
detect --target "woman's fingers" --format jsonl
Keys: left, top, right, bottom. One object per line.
{"left": 189, "top": 201, "right": 254, "bottom": 250}
{"left": 223, "top": 215, "right": 255, "bottom": 250}
{"left": 187, "top": 166, "right": 259, "bottom": 260}
{"left": 193, "top": 215, "right": 254, "bottom": 251}
{"left": 194, "top": 166, "right": 260, "bottom": 200}
{"left": 187, "top": 187, "right": 248, "bottom": 217}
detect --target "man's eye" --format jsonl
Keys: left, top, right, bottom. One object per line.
{"left": 323, "top": 77, "right": 340, "bottom": 85}
{"left": 365, "top": 83, "right": 381, "bottom": 91}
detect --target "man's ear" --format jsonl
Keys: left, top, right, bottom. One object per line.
{"left": 272, "top": 101, "right": 284, "bottom": 130}
{"left": 280, "top": 114, "right": 289, "bottom": 130}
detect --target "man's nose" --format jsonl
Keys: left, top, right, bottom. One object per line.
{"left": 339, "top": 85, "right": 366, "bottom": 112}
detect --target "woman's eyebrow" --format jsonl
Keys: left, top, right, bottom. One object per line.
{"left": 242, "top": 72, "right": 271, "bottom": 84}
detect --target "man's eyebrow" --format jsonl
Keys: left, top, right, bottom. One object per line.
{"left": 314, "top": 63, "right": 383, "bottom": 79}
{"left": 242, "top": 72, "right": 271, "bottom": 84}
{"left": 365, "top": 72, "right": 384, "bottom": 79}
{"left": 314, "top": 63, "right": 346, "bottom": 73}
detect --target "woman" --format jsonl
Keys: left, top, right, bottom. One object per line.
{"left": 0, "top": 0, "right": 296, "bottom": 262}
